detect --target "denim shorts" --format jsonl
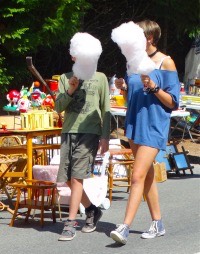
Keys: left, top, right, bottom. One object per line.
{"left": 57, "top": 133, "right": 100, "bottom": 182}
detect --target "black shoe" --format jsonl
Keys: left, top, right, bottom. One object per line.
{"left": 81, "top": 207, "right": 102, "bottom": 233}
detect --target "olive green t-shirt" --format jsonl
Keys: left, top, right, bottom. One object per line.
{"left": 55, "top": 72, "right": 110, "bottom": 139}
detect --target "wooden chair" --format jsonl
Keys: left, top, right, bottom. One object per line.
{"left": 0, "top": 136, "right": 27, "bottom": 166}
{"left": 107, "top": 153, "right": 134, "bottom": 202}
{"left": 32, "top": 165, "right": 72, "bottom": 221}
{"left": 0, "top": 156, "right": 28, "bottom": 202}
{"left": 9, "top": 179, "right": 57, "bottom": 227}
{"left": 0, "top": 201, "right": 15, "bottom": 214}
{"left": 0, "top": 154, "right": 10, "bottom": 172}
{"left": 0, "top": 155, "right": 27, "bottom": 192}
{"left": 106, "top": 139, "right": 135, "bottom": 202}
{"left": 0, "top": 156, "right": 20, "bottom": 215}
{"left": 0, "top": 135, "right": 44, "bottom": 166}
{"left": 0, "top": 135, "right": 23, "bottom": 147}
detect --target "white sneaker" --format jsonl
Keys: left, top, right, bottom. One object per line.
{"left": 141, "top": 220, "right": 166, "bottom": 239}
{"left": 110, "top": 224, "right": 129, "bottom": 245}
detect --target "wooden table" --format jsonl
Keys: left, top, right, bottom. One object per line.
{"left": 0, "top": 128, "right": 62, "bottom": 181}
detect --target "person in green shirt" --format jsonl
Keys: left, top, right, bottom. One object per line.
{"left": 55, "top": 32, "right": 110, "bottom": 241}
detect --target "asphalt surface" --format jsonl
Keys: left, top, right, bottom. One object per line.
{"left": 0, "top": 165, "right": 200, "bottom": 254}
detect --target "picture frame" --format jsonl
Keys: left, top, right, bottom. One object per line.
{"left": 155, "top": 144, "right": 178, "bottom": 171}
{"left": 155, "top": 143, "right": 194, "bottom": 174}
{"left": 166, "top": 144, "right": 178, "bottom": 154}
{"left": 172, "top": 152, "right": 192, "bottom": 171}
{"left": 155, "top": 150, "right": 172, "bottom": 171}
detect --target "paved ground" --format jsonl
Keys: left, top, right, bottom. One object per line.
{"left": 0, "top": 165, "right": 200, "bottom": 254}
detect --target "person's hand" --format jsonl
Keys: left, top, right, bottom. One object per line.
{"left": 98, "top": 138, "right": 109, "bottom": 155}
{"left": 141, "top": 75, "right": 156, "bottom": 90}
{"left": 67, "top": 76, "right": 79, "bottom": 95}
{"left": 115, "top": 78, "right": 127, "bottom": 90}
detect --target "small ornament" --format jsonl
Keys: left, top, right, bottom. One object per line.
{"left": 3, "top": 89, "right": 20, "bottom": 111}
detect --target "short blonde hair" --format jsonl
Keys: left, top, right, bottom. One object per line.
{"left": 137, "top": 20, "right": 161, "bottom": 46}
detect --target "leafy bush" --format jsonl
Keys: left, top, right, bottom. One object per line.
{"left": 0, "top": 0, "right": 90, "bottom": 92}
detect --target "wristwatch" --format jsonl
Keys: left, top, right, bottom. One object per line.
{"left": 148, "top": 85, "right": 160, "bottom": 94}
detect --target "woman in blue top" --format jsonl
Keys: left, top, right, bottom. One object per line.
{"left": 110, "top": 20, "right": 180, "bottom": 245}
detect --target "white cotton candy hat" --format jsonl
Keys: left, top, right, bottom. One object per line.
{"left": 111, "top": 21, "right": 146, "bottom": 60}
{"left": 69, "top": 32, "right": 102, "bottom": 80}
{"left": 111, "top": 21, "right": 156, "bottom": 75}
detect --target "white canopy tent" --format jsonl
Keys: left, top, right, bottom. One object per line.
{"left": 184, "top": 37, "right": 200, "bottom": 91}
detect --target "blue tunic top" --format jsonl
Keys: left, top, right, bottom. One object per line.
{"left": 125, "top": 70, "right": 180, "bottom": 150}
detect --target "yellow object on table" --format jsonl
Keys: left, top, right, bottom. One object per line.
{"left": 181, "top": 95, "right": 200, "bottom": 104}
{"left": 20, "top": 110, "right": 54, "bottom": 130}
{"left": 52, "top": 75, "right": 61, "bottom": 81}
{"left": 111, "top": 95, "right": 126, "bottom": 107}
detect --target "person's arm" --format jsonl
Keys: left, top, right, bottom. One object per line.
{"left": 54, "top": 74, "right": 79, "bottom": 113}
{"left": 153, "top": 87, "right": 176, "bottom": 109}
{"left": 141, "top": 58, "right": 178, "bottom": 109}
{"left": 115, "top": 78, "right": 128, "bottom": 101}
{"left": 99, "top": 74, "right": 111, "bottom": 154}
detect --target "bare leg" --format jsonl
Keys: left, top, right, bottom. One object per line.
{"left": 67, "top": 178, "right": 91, "bottom": 220}
{"left": 67, "top": 178, "right": 83, "bottom": 220}
{"left": 81, "top": 190, "right": 92, "bottom": 208}
{"left": 144, "top": 165, "right": 161, "bottom": 220}
{"left": 123, "top": 140, "right": 160, "bottom": 226}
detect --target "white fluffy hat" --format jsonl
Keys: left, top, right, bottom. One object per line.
{"left": 111, "top": 21, "right": 156, "bottom": 75}
{"left": 70, "top": 32, "right": 102, "bottom": 80}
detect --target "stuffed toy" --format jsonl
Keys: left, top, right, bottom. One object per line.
{"left": 5, "top": 89, "right": 20, "bottom": 109}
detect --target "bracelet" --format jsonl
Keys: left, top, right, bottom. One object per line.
{"left": 147, "top": 85, "right": 160, "bottom": 94}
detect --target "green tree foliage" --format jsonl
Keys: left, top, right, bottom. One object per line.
{"left": 151, "top": 0, "right": 200, "bottom": 38}
{"left": 0, "top": 0, "right": 199, "bottom": 96}
{"left": 147, "top": 0, "right": 199, "bottom": 78}
{"left": 0, "top": 0, "right": 90, "bottom": 92}
{"left": 83, "top": 0, "right": 199, "bottom": 79}
{"left": 82, "top": 0, "right": 157, "bottom": 77}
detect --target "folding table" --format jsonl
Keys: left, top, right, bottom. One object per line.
{"left": 110, "top": 107, "right": 126, "bottom": 137}
{"left": 169, "top": 110, "right": 194, "bottom": 142}
{"left": 111, "top": 107, "right": 194, "bottom": 142}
